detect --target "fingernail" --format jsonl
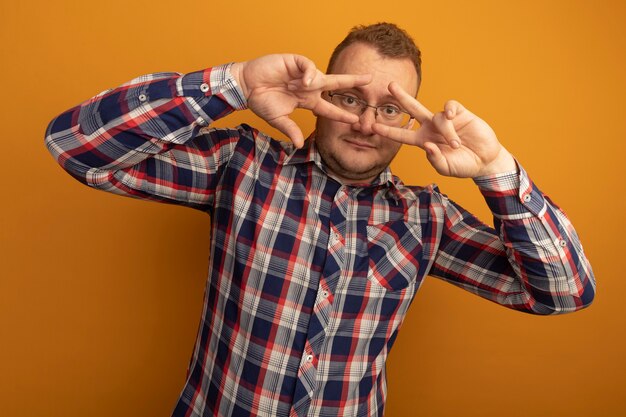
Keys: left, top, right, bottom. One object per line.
{"left": 451, "top": 140, "right": 460, "bottom": 148}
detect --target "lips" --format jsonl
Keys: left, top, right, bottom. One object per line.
{"left": 344, "top": 138, "right": 376, "bottom": 149}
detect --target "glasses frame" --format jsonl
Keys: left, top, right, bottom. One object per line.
{"left": 327, "top": 91, "right": 413, "bottom": 127}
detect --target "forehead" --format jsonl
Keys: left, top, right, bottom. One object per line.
{"left": 331, "top": 42, "right": 419, "bottom": 96}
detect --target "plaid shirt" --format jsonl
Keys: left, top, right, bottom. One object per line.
{"left": 45, "top": 64, "right": 595, "bottom": 417}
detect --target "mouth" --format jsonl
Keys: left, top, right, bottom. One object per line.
{"left": 344, "top": 138, "right": 376, "bottom": 149}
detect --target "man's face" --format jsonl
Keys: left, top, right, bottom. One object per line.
{"left": 315, "top": 42, "right": 419, "bottom": 184}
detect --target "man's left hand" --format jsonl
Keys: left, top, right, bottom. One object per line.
{"left": 372, "top": 82, "right": 516, "bottom": 178}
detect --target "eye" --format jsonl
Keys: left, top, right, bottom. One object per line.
{"left": 340, "top": 94, "right": 361, "bottom": 108}
{"left": 379, "top": 105, "right": 401, "bottom": 118}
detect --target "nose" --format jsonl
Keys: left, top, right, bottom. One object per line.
{"left": 353, "top": 107, "right": 377, "bottom": 135}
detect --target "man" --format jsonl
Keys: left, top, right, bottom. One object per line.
{"left": 45, "top": 23, "right": 595, "bottom": 417}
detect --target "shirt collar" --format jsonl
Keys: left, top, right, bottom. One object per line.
{"left": 282, "top": 135, "right": 321, "bottom": 167}
{"left": 282, "top": 133, "right": 403, "bottom": 200}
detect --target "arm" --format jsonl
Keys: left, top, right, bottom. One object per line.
{"left": 431, "top": 165, "right": 595, "bottom": 314}
{"left": 373, "top": 82, "right": 595, "bottom": 314}
{"left": 44, "top": 65, "right": 250, "bottom": 210}
{"left": 45, "top": 55, "right": 371, "bottom": 209}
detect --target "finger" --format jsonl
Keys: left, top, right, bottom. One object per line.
{"left": 444, "top": 99, "right": 465, "bottom": 119}
{"left": 423, "top": 142, "right": 449, "bottom": 175}
{"left": 313, "top": 73, "right": 372, "bottom": 92}
{"left": 388, "top": 81, "right": 433, "bottom": 124}
{"left": 311, "top": 99, "right": 360, "bottom": 124}
{"left": 268, "top": 116, "right": 305, "bottom": 148}
{"left": 432, "top": 111, "right": 461, "bottom": 149}
{"left": 291, "top": 55, "right": 318, "bottom": 86}
{"left": 371, "top": 123, "right": 423, "bottom": 147}
{"left": 287, "top": 72, "right": 326, "bottom": 91}
{"left": 287, "top": 71, "right": 369, "bottom": 93}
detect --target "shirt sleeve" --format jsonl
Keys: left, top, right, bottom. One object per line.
{"left": 44, "top": 64, "right": 250, "bottom": 211}
{"left": 429, "top": 162, "right": 596, "bottom": 314}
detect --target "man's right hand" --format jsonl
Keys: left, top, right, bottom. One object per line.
{"left": 230, "top": 54, "right": 371, "bottom": 148}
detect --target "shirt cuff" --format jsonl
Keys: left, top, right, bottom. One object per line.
{"left": 473, "top": 168, "right": 520, "bottom": 192}
{"left": 474, "top": 161, "right": 546, "bottom": 218}
{"left": 177, "top": 63, "right": 248, "bottom": 111}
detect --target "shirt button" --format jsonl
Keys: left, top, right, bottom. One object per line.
{"left": 559, "top": 239, "right": 567, "bottom": 247}
{"left": 196, "top": 116, "right": 206, "bottom": 126}
{"left": 322, "top": 290, "right": 329, "bottom": 298}
{"left": 306, "top": 354, "right": 313, "bottom": 363}
{"left": 138, "top": 94, "right": 147, "bottom": 102}
{"left": 523, "top": 194, "right": 532, "bottom": 203}
{"left": 200, "top": 83, "right": 210, "bottom": 93}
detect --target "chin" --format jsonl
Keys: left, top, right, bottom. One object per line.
{"left": 337, "top": 160, "right": 383, "bottom": 180}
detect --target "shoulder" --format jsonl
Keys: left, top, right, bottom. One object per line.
{"left": 201, "top": 123, "right": 291, "bottom": 152}
{"left": 200, "top": 123, "right": 295, "bottom": 169}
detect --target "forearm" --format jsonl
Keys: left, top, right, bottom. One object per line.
{"left": 45, "top": 64, "right": 247, "bottom": 206}
{"left": 432, "top": 163, "right": 595, "bottom": 314}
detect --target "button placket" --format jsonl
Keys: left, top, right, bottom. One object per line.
{"left": 292, "top": 183, "right": 348, "bottom": 404}
{"left": 315, "top": 284, "right": 331, "bottom": 305}
{"left": 329, "top": 229, "right": 342, "bottom": 246}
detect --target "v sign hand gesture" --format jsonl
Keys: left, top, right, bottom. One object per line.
{"left": 372, "top": 82, "right": 517, "bottom": 178}
{"left": 231, "top": 54, "right": 372, "bottom": 148}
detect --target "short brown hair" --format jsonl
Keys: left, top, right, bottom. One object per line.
{"left": 327, "top": 22, "right": 422, "bottom": 89}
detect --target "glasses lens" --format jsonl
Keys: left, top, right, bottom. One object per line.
{"left": 329, "top": 93, "right": 411, "bottom": 127}
{"left": 378, "top": 108, "right": 411, "bottom": 127}
{"left": 330, "top": 94, "right": 362, "bottom": 114}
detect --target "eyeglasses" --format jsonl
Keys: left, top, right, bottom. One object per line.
{"left": 327, "top": 92, "right": 412, "bottom": 127}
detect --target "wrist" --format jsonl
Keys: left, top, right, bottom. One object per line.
{"left": 476, "top": 147, "right": 516, "bottom": 177}
{"left": 229, "top": 62, "right": 249, "bottom": 99}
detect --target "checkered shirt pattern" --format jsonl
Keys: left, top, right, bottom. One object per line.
{"left": 45, "top": 64, "right": 595, "bottom": 417}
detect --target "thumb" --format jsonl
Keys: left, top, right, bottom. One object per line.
{"left": 268, "top": 115, "right": 305, "bottom": 148}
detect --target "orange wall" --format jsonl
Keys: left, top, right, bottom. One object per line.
{"left": 1, "top": 0, "right": 624, "bottom": 416}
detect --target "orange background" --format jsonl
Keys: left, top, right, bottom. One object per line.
{"left": 1, "top": 0, "right": 625, "bottom": 416}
